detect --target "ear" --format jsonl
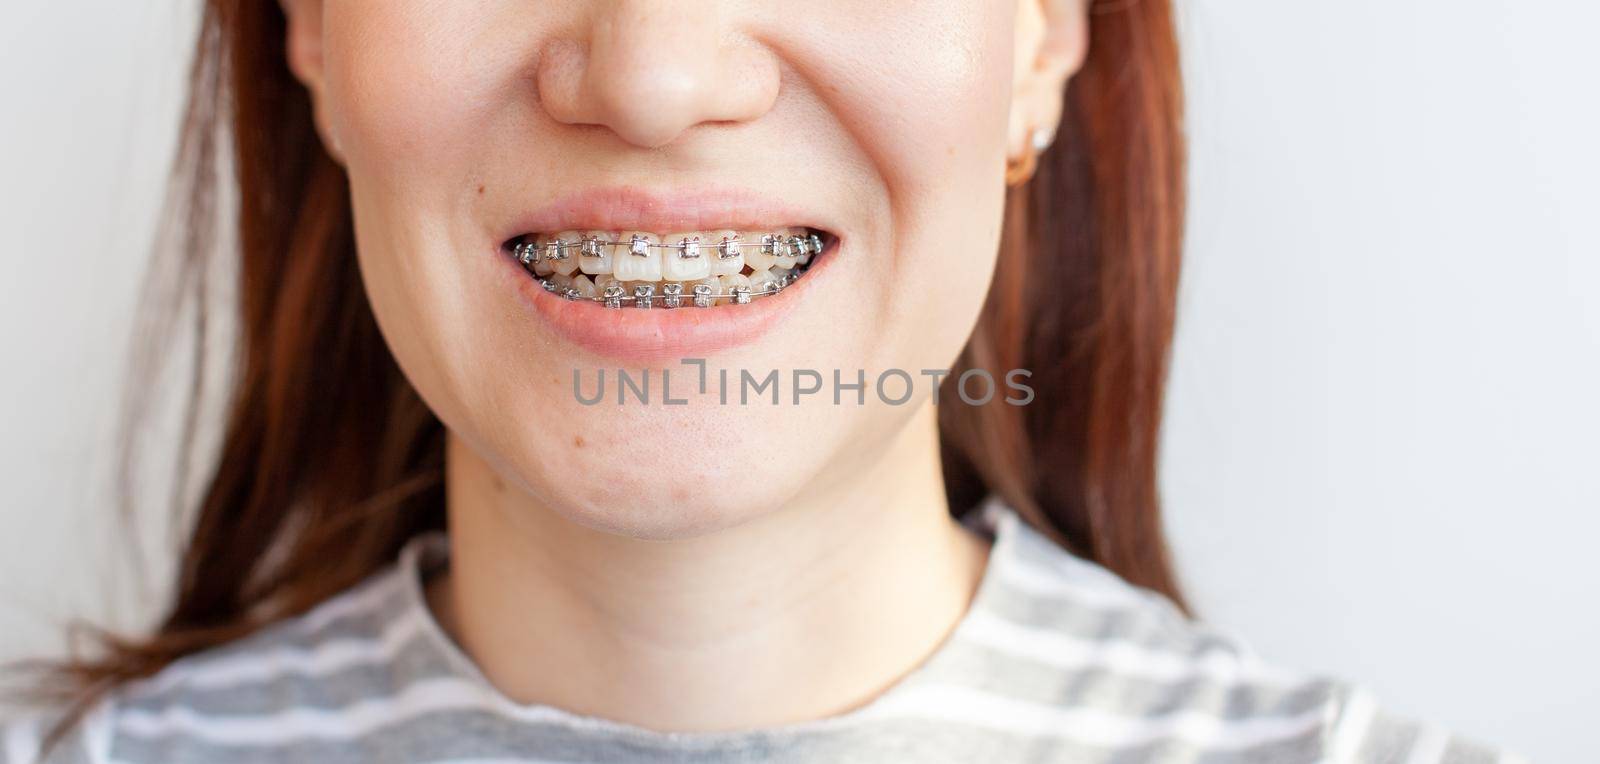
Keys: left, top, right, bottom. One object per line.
{"left": 280, "top": 0, "right": 344, "bottom": 162}
{"left": 1009, "top": 0, "right": 1089, "bottom": 161}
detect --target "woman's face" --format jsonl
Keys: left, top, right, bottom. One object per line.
{"left": 289, "top": 1, "right": 1076, "bottom": 538}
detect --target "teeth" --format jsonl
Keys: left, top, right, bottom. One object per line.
{"left": 748, "top": 268, "right": 778, "bottom": 293}
{"left": 633, "top": 283, "right": 656, "bottom": 309}
{"left": 693, "top": 276, "right": 720, "bottom": 307}
{"left": 779, "top": 235, "right": 803, "bottom": 270}
{"left": 801, "top": 233, "right": 822, "bottom": 265}
{"left": 661, "top": 281, "right": 684, "bottom": 309}
{"left": 744, "top": 233, "right": 781, "bottom": 271}
{"left": 570, "top": 274, "right": 598, "bottom": 300}
{"left": 548, "top": 272, "right": 573, "bottom": 291}
{"left": 514, "top": 241, "right": 539, "bottom": 267}
{"left": 578, "top": 231, "right": 615, "bottom": 275}
{"left": 516, "top": 228, "right": 825, "bottom": 308}
{"left": 603, "top": 284, "right": 627, "bottom": 309}
{"left": 613, "top": 231, "right": 663, "bottom": 282}
{"left": 692, "top": 282, "right": 715, "bottom": 308}
{"left": 710, "top": 230, "right": 745, "bottom": 276}
{"left": 719, "top": 273, "right": 752, "bottom": 303}
{"left": 679, "top": 237, "right": 702, "bottom": 261}
{"left": 549, "top": 231, "right": 582, "bottom": 276}
{"left": 662, "top": 232, "right": 712, "bottom": 282}
{"left": 531, "top": 235, "right": 556, "bottom": 276}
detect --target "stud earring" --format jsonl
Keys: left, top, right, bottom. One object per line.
{"left": 1005, "top": 126, "right": 1056, "bottom": 186}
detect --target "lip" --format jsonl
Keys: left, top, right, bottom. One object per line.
{"left": 499, "top": 185, "right": 837, "bottom": 240}
{"left": 496, "top": 186, "right": 839, "bottom": 362}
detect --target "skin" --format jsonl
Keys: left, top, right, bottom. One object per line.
{"left": 284, "top": 0, "right": 1086, "bottom": 732}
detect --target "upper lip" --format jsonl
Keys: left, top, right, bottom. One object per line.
{"left": 499, "top": 185, "right": 836, "bottom": 241}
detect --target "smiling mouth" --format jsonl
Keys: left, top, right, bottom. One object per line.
{"left": 503, "top": 227, "right": 833, "bottom": 308}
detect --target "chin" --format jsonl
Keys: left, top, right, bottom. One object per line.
{"left": 482, "top": 401, "right": 845, "bottom": 541}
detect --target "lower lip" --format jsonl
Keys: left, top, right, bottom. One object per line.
{"left": 500, "top": 247, "right": 835, "bottom": 363}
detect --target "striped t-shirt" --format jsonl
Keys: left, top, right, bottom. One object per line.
{"left": 6, "top": 501, "right": 1516, "bottom": 763}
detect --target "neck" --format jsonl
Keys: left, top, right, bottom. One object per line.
{"left": 430, "top": 402, "right": 989, "bottom": 732}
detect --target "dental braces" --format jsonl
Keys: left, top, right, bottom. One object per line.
{"left": 540, "top": 279, "right": 787, "bottom": 308}
{"left": 533, "top": 265, "right": 810, "bottom": 309}
{"left": 515, "top": 232, "right": 824, "bottom": 265}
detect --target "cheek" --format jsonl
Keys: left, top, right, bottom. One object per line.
{"left": 822, "top": 4, "right": 1014, "bottom": 202}
{"left": 318, "top": 5, "right": 531, "bottom": 430}
{"left": 321, "top": 4, "right": 513, "bottom": 190}
{"left": 813, "top": 4, "right": 1015, "bottom": 367}
{"left": 321, "top": 4, "right": 540, "bottom": 399}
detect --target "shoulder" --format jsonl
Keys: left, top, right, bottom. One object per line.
{"left": 963, "top": 504, "right": 1526, "bottom": 763}
{"left": 4, "top": 566, "right": 418, "bottom": 764}
{"left": 1323, "top": 687, "right": 1527, "bottom": 763}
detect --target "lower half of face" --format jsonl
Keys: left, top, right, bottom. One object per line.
{"left": 328, "top": 1, "right": 1017, "bottom": 538}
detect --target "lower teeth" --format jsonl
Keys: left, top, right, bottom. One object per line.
{"left": 536, "top": 268, "right": 807, "bottom": 309}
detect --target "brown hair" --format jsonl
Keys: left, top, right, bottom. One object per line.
{"left": 944, "top": 1, "right": 1187, "bottom": 600}
{"left": 26, "top": 0, "right": 1186, "bottom": 740}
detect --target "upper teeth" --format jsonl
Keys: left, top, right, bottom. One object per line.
{"left": 516, "top": 228, "right": 818, "bottom": 279}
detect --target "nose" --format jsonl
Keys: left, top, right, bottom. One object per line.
{"left": 538, "top": 2, "right": 781, "bottom": 149}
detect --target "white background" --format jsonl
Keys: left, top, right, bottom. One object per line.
{"left": 2, "top": 3, "right": 1595, "bottom": 760}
